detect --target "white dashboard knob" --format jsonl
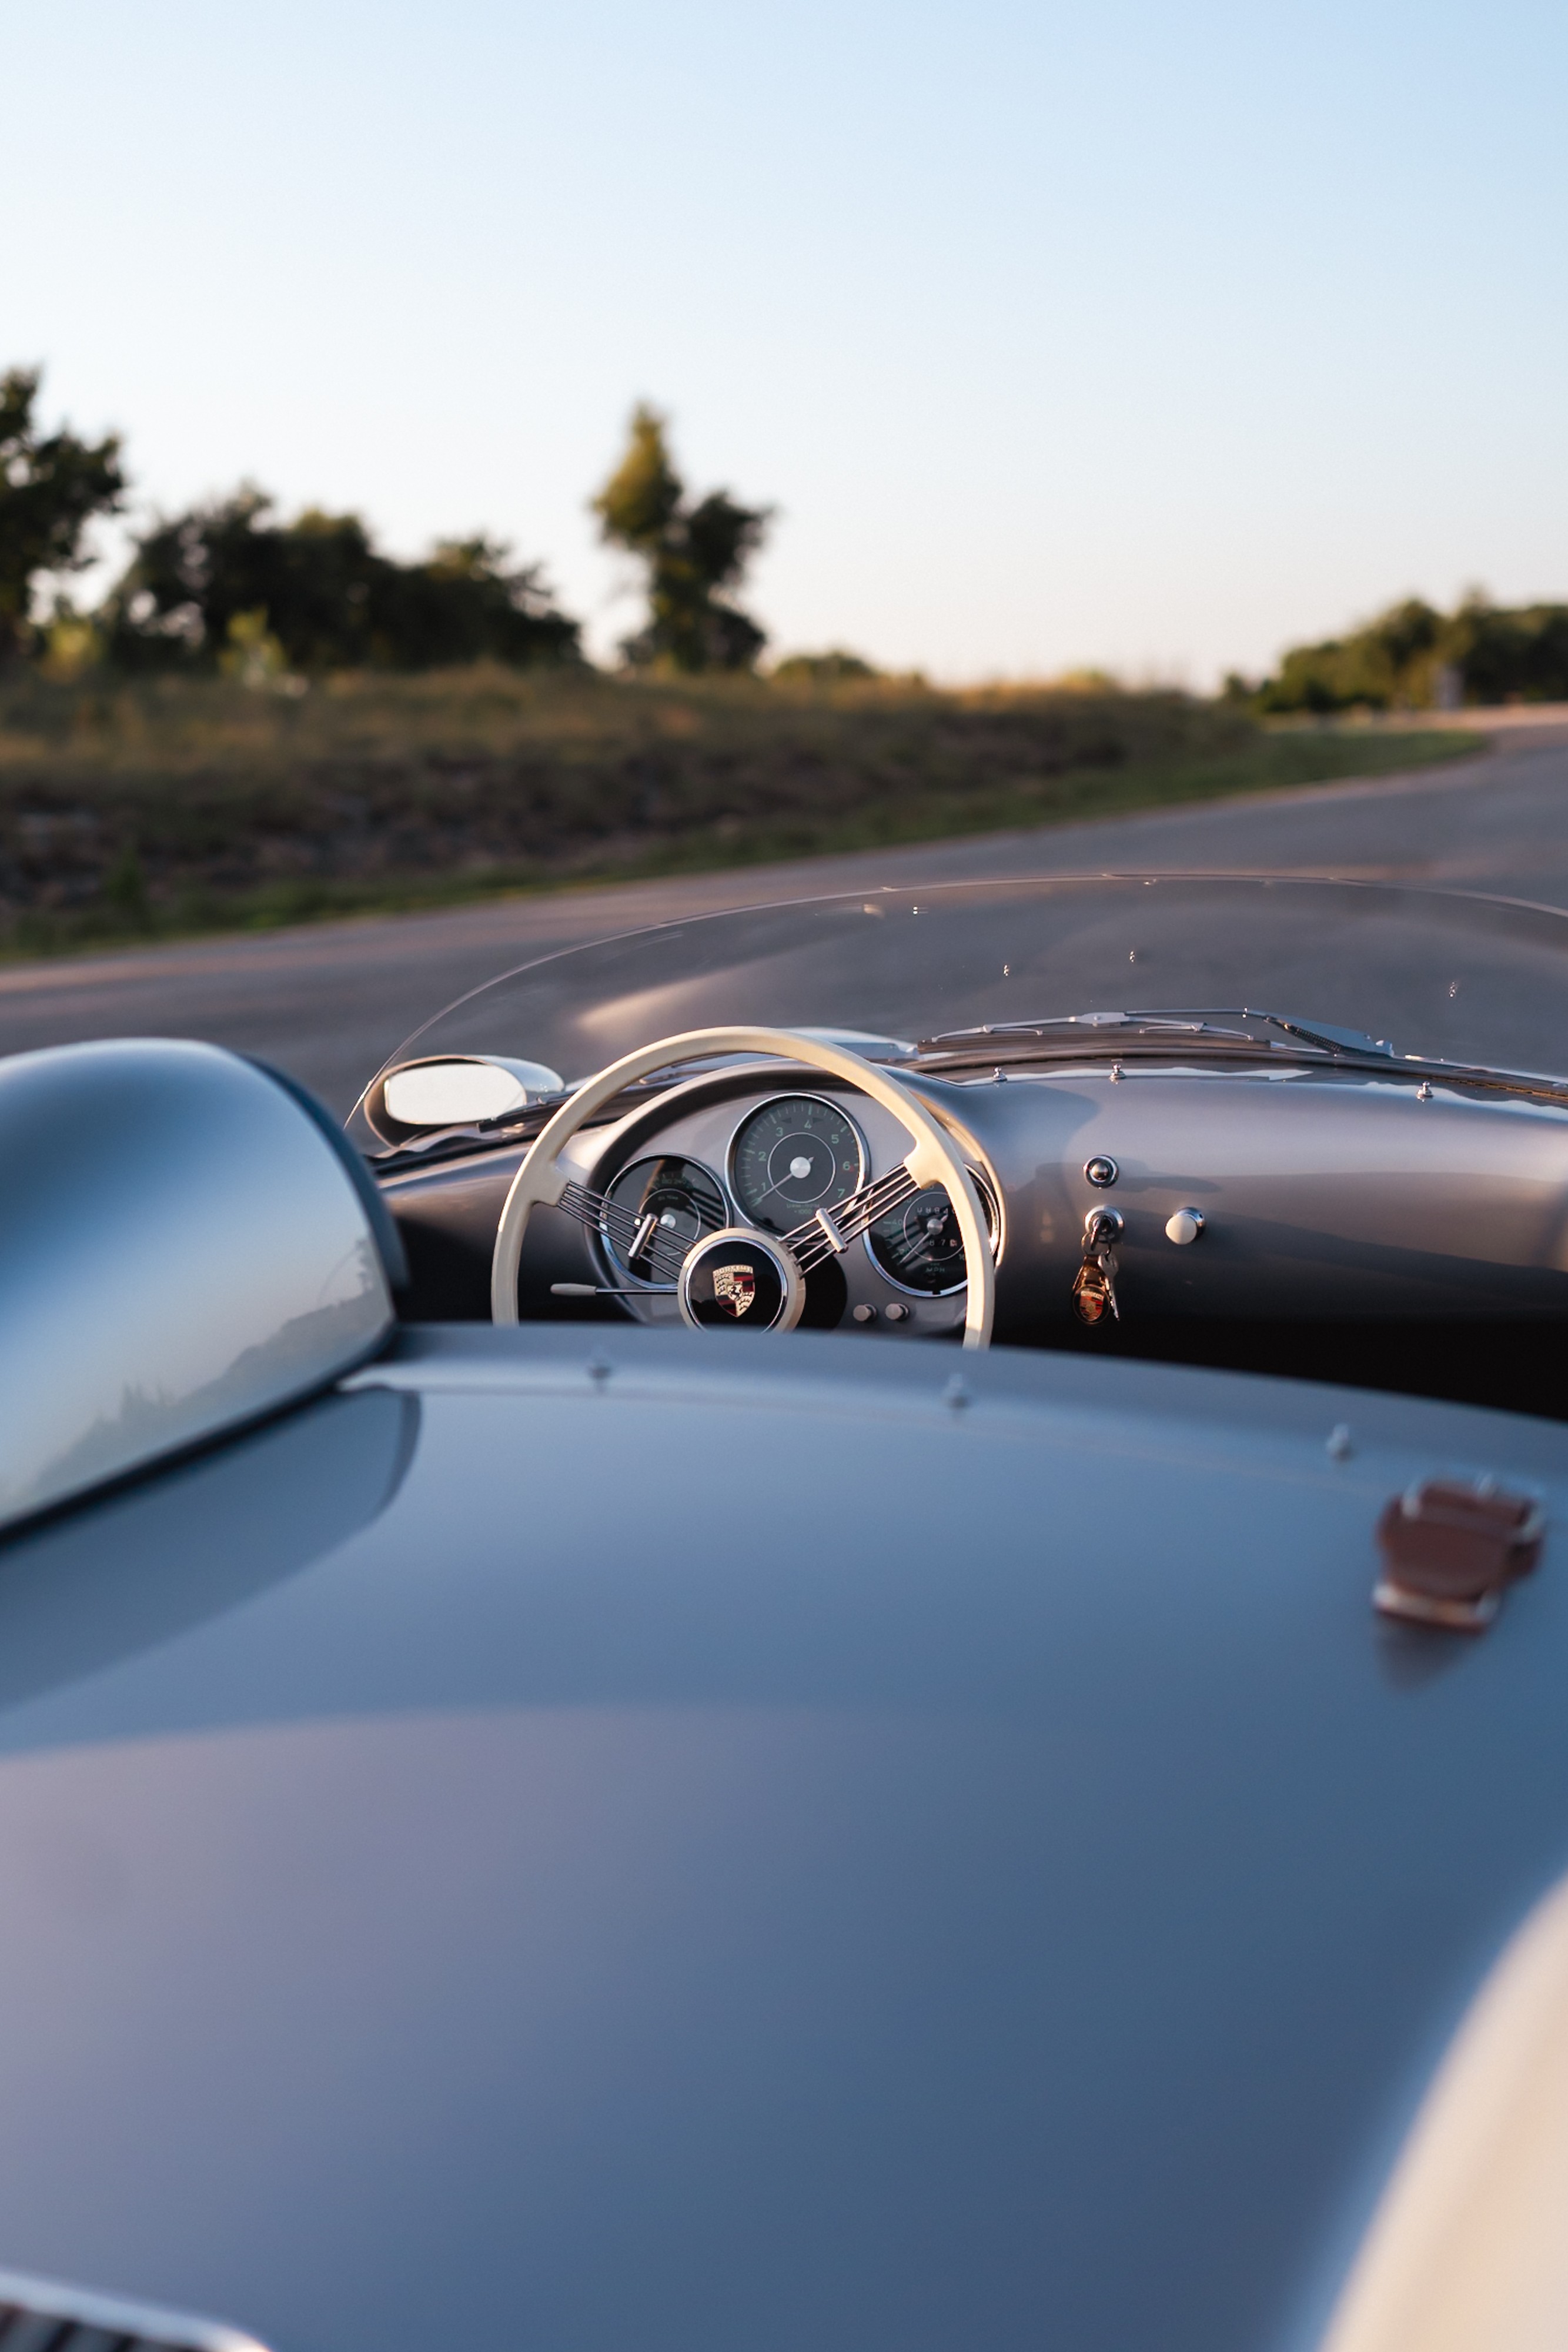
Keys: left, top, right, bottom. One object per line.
{"left": 1165, "top": 1207, "right": 1205, "bottom": 1245}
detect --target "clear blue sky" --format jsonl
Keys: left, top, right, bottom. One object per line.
{"left": 6, "top": 0, "right": 1564, "bottom": 683}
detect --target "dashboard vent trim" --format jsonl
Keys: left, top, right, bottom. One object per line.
{"left": 0, "top": 2268, "right": 270, "bottom": 2352}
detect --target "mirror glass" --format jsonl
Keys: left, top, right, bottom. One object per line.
{"left": 380, "top": 1055, "right": 563, "bottom": 1131}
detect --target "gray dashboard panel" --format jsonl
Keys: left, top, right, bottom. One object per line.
{"left": 948, "top": 1064, "right": 1568, "bottom": 1320}
{"left": 0, "top": 1331, "right": 1563, "bottom": 2351}
{"left": 381, "top": 1060, "right": 1568, "bottom": 1335}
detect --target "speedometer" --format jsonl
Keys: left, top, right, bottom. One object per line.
{"left": 728, "top": 1095, "right": 866, "bottom": 1235}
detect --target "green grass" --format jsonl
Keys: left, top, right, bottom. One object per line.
{"left": 0, "top": 664, "right": 1482, "bottom": 956}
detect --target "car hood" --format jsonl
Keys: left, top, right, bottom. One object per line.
{"left": 0, "top": 1328, "right": 1563, "bottom": 2352}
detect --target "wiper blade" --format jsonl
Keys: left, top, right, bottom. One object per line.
{"left": 1234, "top": 1011, "right": 1395, "bottom": 1058}
{"left": 915, "top": 1007, "right": 1396, "bottom": 1060}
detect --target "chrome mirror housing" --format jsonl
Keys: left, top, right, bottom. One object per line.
{"left": 365, "top": 1054, "right": 564, "bottom": 1144}
{"left": 0, "top": 1040, "right": 400, "bottom": 1536}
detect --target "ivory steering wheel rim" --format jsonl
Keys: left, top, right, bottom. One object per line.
{"left": 490, "top": 1026, "right": 996, "bottom": 1348}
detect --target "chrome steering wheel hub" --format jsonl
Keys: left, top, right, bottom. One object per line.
{"left": 678, "top": 1225, "right": 806, "bottom": 1331}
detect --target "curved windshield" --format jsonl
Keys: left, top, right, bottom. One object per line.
{"left": 352, "top": 876, "right": 1568, "bottom": 1144}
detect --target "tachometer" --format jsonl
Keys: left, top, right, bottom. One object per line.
{"left": 600, "top": 1156, "right": 726, "bottom": 1284}
{"left": 728, "top": 1095, "right": 866, "bottom": 1235}
{"left": 865, "top": 1173, "right": 998, "bottom": 1296}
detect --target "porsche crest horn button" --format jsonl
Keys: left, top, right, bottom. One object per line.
{"left": 679, "top": 1227, "right": 806, "bottom": 1331}
{"left": 712, "top": 1263, "right": 757, "bottom": 1318}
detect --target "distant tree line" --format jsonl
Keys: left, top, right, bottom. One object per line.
{"left": 102, "top": 491, "right": 579, "bottom": 674}
{"left": 0, "top": 372, "right": 781, "bottom": 680}
{"left": 1234, "top": 594, "right": 1568, "bottom": 714}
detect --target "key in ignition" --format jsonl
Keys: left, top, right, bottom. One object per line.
{"left": 1072, "top": 1207, "right": 1124, "bottom": 1327}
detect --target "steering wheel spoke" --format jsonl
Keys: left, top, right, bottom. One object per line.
{"left": 558, "top": 1179, "right": 713, "bottom": 1287}
{"left": 783, "top": 1164, "right": 921, "bottom": 1273}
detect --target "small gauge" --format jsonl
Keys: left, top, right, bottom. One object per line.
{"left": 600, "top": 1156, "right": 726, "bottom": 1284}
{"left": 865, "top": 1173, "right": 998, "bottom": 1297}
{"left": 728, "top": 1095, "right": 866, "bottom": 1235}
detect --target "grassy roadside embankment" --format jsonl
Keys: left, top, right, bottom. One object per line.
{"left": 0, "top": 666, "right": 1481, "bottom": 954}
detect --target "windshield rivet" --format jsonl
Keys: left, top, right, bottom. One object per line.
{"left": 1109, "top": 1062, "right": 1125, "bottom": 1083}
{"left": 1417, "top": 1081, "right": 1433, "bottom": 1101}
{"left": 1085, "top": 1157, "right": 1119, "bottom": 1188}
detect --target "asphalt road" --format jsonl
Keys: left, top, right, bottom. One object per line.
{"left": 5, "top": 716, "right": 1567, "bottom": 1114}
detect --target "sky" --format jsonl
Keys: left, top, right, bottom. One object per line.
{"left": 5, "top": 0, "right": 1566, "bottom": 684}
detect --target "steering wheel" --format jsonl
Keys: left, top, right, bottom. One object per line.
{"left": 490, "top": 1026, "right": 996, "bottom": 1349}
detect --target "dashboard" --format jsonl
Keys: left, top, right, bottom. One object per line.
{"left": 377, "top": 1051, "right": 1568, "bottom": 1408}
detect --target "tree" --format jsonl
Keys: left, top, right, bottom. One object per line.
{"left": 773, "top": 648, "right": 879, "bottom": 684}
{"left": 1255, "top": 597, "right": 1446, "bottom": 713}
{"left": 1445, "top": 594, "right": 1568, "bottom": 705}
{"left": 593, "top": 405, "right": 770, "bottom": 671}
{"left": 0, "top": 368, "right": 126, "bottom": 663}
{"left": 373, "top": 534, "right": 581, "bottom": 670}
{"left": 1252, "top": 592, "right": 1568, "bottom": 713}
{"left": 103, "top": 490, "right": 580, "bottom": 673}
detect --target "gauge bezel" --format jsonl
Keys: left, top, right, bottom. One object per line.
{"left": 597, "top": 1152, "right": 728, "bottom": 1287}
{"left": 724, "top": 1091, "right": 869, "bottom": 1234}
{"left": 863, "top": 1165, "right": 1001, "bottom": 1298}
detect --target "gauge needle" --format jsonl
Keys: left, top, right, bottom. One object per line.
{"left": 753, "top": 1162, "right": 824, "bottom": 1211}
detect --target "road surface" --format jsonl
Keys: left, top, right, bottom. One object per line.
{"left": 4, "top": 717, "right": 1567, "bottom": 1112}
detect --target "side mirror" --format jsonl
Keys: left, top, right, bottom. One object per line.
{"left": 365, "top": 1055, "right": 564, "bottom": 1145}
